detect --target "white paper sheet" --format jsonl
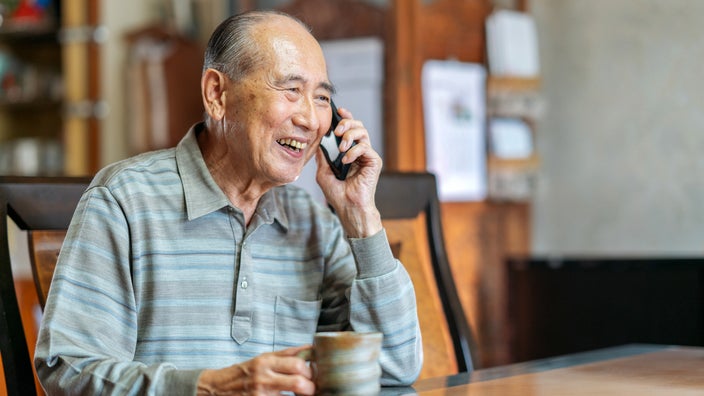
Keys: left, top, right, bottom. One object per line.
{"left": 489, "top": 117, "right": 533, "bottom": 159}
{"left": 486, "top": 9, "right": 540, "bottom": 76}
{"left": 422, "top": 60, "right": 487, "bottom": 201}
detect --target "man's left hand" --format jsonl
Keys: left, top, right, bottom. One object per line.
{"left": 315, "top": 106, "right": 383, "bottom": 239}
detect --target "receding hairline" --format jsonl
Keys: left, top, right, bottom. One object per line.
{"left": 249, "top": 13, "right": 314, "bottom": 47}
{"left": 202, "top": 10, "right": 313, "bottom": 80}
{"left": 241, "top": 9, "right": 310, "bottom": 29}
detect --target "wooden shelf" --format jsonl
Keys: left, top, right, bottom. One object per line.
{"left": 487, "top": 76, "right": 544, "bottom": 121}
{"left": 488, "top": 154, "right": 540, "bottom": 171}
{"left": 0, "top": 99, "right": 61, "bottom": 110}
{"left": 383, "top": 0, "right": 532, "bottom": 368}
{"left": 488, "top": 76, "right": 541, "bottom": 93}
{"left": 0, "top": 0, "right": 100, "bottom": 177}
{"left": 0, "top": 27, "right": 58, "bottom": 44}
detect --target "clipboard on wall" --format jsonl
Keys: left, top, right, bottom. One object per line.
{"left": 422, "top": 60, "right": 487, "bottom": 201}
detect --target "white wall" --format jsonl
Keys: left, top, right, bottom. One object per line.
{"left": 531, "top": 0, "right": 704, "bottom": 255}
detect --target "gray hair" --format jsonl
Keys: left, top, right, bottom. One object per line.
{"left": 203, "top": 10, "right": 311, "bottom": 81}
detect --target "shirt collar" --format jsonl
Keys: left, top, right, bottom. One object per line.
{"left": 251, "top": 185, "right": 290, "bottom": 232}
{"left": 176, "top": 122, "right": 290, "bottom": 231}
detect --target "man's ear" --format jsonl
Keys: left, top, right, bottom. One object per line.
{"left": 202, "top": 68, "right": 227, "bottom": 121}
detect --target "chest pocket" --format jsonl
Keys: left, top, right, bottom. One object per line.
{"left": 274, "top": 295, "right": 321, "bottom": 349}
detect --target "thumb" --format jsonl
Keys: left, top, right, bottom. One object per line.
{"left": 278, "top": 344, "right": 312, "bottom": 357}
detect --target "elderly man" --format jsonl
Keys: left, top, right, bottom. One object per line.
{"left": 35, "top": 10, "right": 422, "bottom": 395}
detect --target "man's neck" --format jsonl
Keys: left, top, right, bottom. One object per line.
{"left": 197, "top": 126, "right": 268, "bottom": 226}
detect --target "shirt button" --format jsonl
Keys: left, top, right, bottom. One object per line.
{"left": 241, "top": 277, "right": 248, "bottom": 289}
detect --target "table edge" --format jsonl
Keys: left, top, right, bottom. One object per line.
{"left": 410, "top": 343, "right": 673, "bottom": 392}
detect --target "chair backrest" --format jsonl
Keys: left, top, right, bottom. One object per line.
{"left": 0, "top": 176, "right": 90, "bottom": 396}
{"left": 375, "top": 171, "right": 475, "bottom": 379}
{"left": 28, "top": 229, "right": 68, "bottom": 310}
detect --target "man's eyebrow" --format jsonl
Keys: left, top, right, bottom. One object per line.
{"left": 320, "top": 81, "right": 336, "bottom": 95}
{"left": 276, "top": 74, "right": 336, "bottom": 94}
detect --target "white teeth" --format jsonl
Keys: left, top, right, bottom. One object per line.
{"left": 277, "top": 138, "right": 308, "bottom": 151}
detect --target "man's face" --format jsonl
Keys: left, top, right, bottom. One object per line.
{"left": 223, "top": 18, "right": 334, "bottom": 187}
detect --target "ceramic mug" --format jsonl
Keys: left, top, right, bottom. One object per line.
{"left": 300, "top": 331, "right": 383, "bottom": 396}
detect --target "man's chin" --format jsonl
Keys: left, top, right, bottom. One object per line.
{"left": 275, "top": 169, "right": 302, "bottom": 186}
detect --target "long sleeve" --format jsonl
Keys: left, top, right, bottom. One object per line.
{"left": 318, "top": 230, "right": 423, "bottom": 386}
{"left": 34, "top": 186, "right": 203, "bottom": 395}
{"left": 347, "top": 230, "right": 423, "bottom": 385}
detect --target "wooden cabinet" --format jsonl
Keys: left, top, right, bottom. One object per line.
{"left": 441, "top": 201, "right": 530, "bottom": 367}
{"left": 385, "top": 0, "right": 491, "bottom": 171}
{"left": 0, "top": 0, "right": 101, "bottom": 177}
{"left": 61, "top": 0, "right": 102, "bottom": 176}
{"left": 486, "top": 76, "right": 542, "bottom": 200}
{"left": 384, "top": 0, "right": 531, "bottom": 368}
{"left": 0, "top": 4, "right": 63, "bottom": 176}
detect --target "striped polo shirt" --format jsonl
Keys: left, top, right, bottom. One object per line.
{"left": 35, "top": 123, "right": 422, "bottom": 395}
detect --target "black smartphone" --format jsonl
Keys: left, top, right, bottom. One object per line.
{"left": 320, "top": 100, "right": 355, "bottom": 180}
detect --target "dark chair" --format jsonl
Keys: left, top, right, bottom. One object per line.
{"left": 1, "top": 173, "right": 475, "bottom": 389}
{"left": 0, "top": 176, "right": 90, "bottom": 396}
{"left": 375, "top": 171, "right": 475, "bottom": 379}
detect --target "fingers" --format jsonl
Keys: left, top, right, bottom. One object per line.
{"left": 240, "top": 355, "right": 315, "bottom": 395}
{"left": 277, "top": 344, "right": 313, "bottom": 357}
{"left": 255, "top": 347, "right": 314, "bottom": 393}
{"left": 272, "top": 345, "right": 314, "bottom": 371}
{"left": 199, "top": 349, "right": 315, "bottom": 396}
{"left": 341, "top": 140, "right": 381, "bottom": 168}
{"left": 331, "top": 107, "right": 381, "bottom": 170}
{"left": 332, "top": 107, "right": 371, "bottom": 151}
{"left": 336, "top": 122, "right": 369, "bottom": 152}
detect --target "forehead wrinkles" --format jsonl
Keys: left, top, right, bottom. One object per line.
{"left": 267, "top": 41, "right": 331, "bottom": 90}
{"left": 252, "top": 27, "right": 303, "bottom": 77}
{"left": 252, "top": 18, "right": 330, "bottom": 89}
{"left": 253, "top": 19, "right": 301, "bottom": 58}
{"left": 271, "top": 35, "right": 299, "bottom": 58}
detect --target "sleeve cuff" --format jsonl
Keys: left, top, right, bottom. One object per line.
{"left": 348, "top": 228, "right": 397, "bottom": 279}
{"left": 162, "top": 368, "right": 202, "bottom": 396}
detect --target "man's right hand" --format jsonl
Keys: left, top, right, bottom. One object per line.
{"left": 197, "top": 345, "right": 314, "bottom": 395}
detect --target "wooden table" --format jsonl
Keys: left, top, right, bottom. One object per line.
{"left": 380, "top": 344, "right": 704, "bottom": 395}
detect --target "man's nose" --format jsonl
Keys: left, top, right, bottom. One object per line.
{"left": 293, "top": 97, "right": 321, "bottom": 132}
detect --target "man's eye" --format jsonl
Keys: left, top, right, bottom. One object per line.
{"left": 317, "top": 95, "right": 331, "bottom": 103}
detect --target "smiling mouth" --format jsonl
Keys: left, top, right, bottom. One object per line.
{"left": 276, "top": 138, "right": 308, "bottom": 152}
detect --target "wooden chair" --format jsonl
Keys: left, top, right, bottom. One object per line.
{"left": 0, "top": 173, "right": 474, "bottom": 390}
{"left": 0, "top": 176, "right": 90, "bottom": 396}
{"left": 375, "top": 171, "right": 476, "bottom": 379}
